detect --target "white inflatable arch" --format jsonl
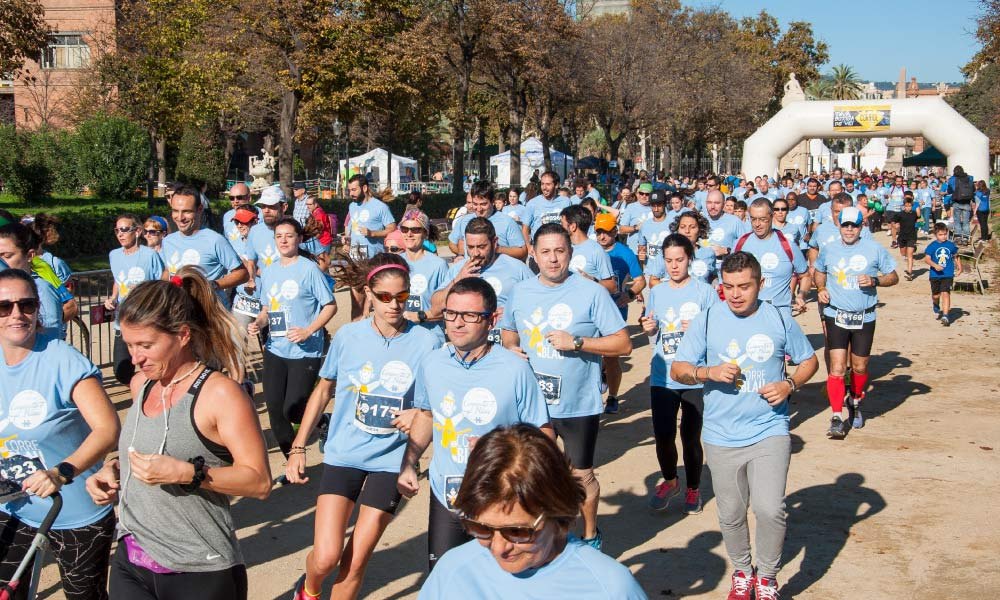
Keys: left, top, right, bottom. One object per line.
{"left": 742, "top": 97, "right": 990, "bottom": 181}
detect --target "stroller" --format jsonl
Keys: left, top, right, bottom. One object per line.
{"left": 0, "top": 493, "right": 62, "bottom": 600}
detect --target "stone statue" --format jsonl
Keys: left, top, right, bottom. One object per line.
{"left": 782, "top": 73, "right": 806, "bottom": 107}
{"left": 249, "top": 149, "right": 276, "bottom": 193}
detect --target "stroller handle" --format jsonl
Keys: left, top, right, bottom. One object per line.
{"left": 36, "top": 493, "right": 63, "bottom": 537}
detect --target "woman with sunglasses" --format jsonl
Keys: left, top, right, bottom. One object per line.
{"left": 284, "top": 253, "right": 438, "bottom": 600}
{"left": 248, "top": 218, "right": 337, "bottom": 461}
{"left": 0, "top": 268, "right": 120, "bottom": 600}
{"left": 398, "top": 210, "right": 447, "bottom": 343}
{"left": 142, "top": 216, "right": 169, "bottom": 254}
{"left": 0, "top": 223, "right": 70, "bottom": 338}
{"left": 648, "top": 211, "right": 716, "bottom": 287}
{"left": 771, "top": 199, "right": 805, "bottom": 247}
{"left": 106, "top": 214, "right": 167, "bottom": 385}
{"left": 418, "top": 424, "right": 645, "bottom": 599}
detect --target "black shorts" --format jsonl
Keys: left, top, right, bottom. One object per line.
{"left": 551, "top": 414, "right": 601, "bottom": 470}
{"left": 885, "top": 210, "right": 900, "bottom": 224}
{"left": 427, "top": 494, "right": 470, "bottom": 571}
{"left": 897, "top": 236, "right": 916, "bottom": 249}
{"left": 319, "top": 464, "right": 401, "bottom": 514}
{"left": 930, "top": 277, "right": 954, "bottom": 294}
{"left": 823, "top": 316, "right": 877, "bottom": 357}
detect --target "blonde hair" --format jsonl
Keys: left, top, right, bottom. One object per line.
{"left": 118, "top": 266, "right": 247, "bottom": 382}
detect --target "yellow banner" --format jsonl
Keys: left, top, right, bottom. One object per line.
{"left": 833, "top": 105, "right": 891, "bottom": 132}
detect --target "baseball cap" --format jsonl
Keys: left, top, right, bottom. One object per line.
{"left": 293, "top": 182, "right": 306, "bottom": 191}
{"left": 232, "top": 207, "right": 258, "bottom": 224}
{"left": 256, "top": 185, "right": 286, "bottom": 206}
{"left": 385, "top": 229, "right": 404, "bottom": 250}
{"left": 839, "top": 206, "right": 863, "bottom": 226}
{"left": 594, "top": 213, "right": 617, "bottom": 231}
{"left": 638, "top": 182, "right": 654, "bottom": 194}
{"left": 649, "top": 190, "right": 667, "bottom": 204}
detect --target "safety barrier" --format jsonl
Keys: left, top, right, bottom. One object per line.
{"left": 65, "top": 270, "right": 116, "bottom": 368}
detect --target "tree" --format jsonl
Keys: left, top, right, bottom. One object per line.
{"left": 949, "top": 63, "right": 1000, "bottom": 152}
{"left": 805, "top": 77, "right": 833, "bottom": 100}
{"left": 0, "top": 0, "right": 49, "bottom": 78}
{"left": 74, "top": 113, "right": 150, "bottom": 199}
{"left": 829, "top": 64, "right": 863, "bottom": 100}
{"left": 966, "top": 0, "right": 1000, "bottom": 75}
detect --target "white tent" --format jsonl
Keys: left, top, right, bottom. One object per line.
{"left": 339, "top": 148, "right": 418, "bottom": 196}
{"left": 808, "top": 138, "right": 834, "bottom": 173}
{"left": 858, "top": 138, "right": 888, "bottom": 172}
{"left": 490, "top": 137, "right": 574, "bottom": 187}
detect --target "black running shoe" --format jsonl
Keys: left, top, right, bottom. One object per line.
{"left": 827, "top": 416, "right": 847, "bottom": 439}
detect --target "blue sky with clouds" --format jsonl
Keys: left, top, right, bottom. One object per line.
{"left": 688, "top": 0, "right": 981, "bottom": 82}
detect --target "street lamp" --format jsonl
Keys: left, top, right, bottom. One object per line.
{"left": 333, "top": 118, "right": 343, "bottom": 197}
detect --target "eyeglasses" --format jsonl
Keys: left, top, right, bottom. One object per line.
{"left": 398, "top": 225, "right": 425, "bottom": 234}
{"left": 773, "top": 207, "right": 789, "bottom": 212}
{"left": 230, "top": 194, "right": 250, "bottom": 201}
{"left": 442, "top": 309, "right": 493, "bottom": 323}
{"left": 371, "top": 290, "right": 410, "bottom": 303}
{"left": 385, "top": 246, "right": 403, "bottom": 253}
{"left": 144, "top": 229, "right": 164, "bottom": 235}
{"left": 460, "top": 514, "right": 545, "bottom": 544}
{"left": 0, "top": 298, "right": 40, "bottom": 318}
{"left": 636, "top": 192, "right": 650, "bottom": 196}
{"left": 840, "top": 222, "right": 861, "bottom": 229}
{"left": 114, "top": 227, "right": 137, "bottom": 234}
{"left": 749, "top": 217, "right": 770, "bottom": 223}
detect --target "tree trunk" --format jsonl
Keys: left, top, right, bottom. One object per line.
{"left": 477, "top": 116, "right": 487, "bottom": 181}
{"left": 279, "top": 85, "right": 299, "bottom": 200}
{"left": 508, "top": 110, "right": 523, "bottom": 188}
{"left": 498, "top": 121, "right": 508, "bottom": 154}
{"left": 452, "top": 121, "right": 465, "bottom": 195}
{"left": 263, "top": 135, "right": 276, "bottom": 157}
{"left": 222, "top": 128, "right": 236, "bottom": 181}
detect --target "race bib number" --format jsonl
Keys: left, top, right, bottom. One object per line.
{"left": 349, "top": 245, "right": 369, "bottom": 261}
{"left": 405, "top": 296, "right": 422, "bottom": 312}
{"left": 232, "top": 294, "right": 262, "bottom": 317}
{"left": 534, "top": 372, "right": 563, "bottom": 405}
{"left": 661, "top": 331, "right": 684, "bottom": 359}
{"left": 540, "top": 213, "right": 562, "bottom": 225}
{"left": 355, "top": 392, "right": 405, "bottom": 435}
{"left": 647, "top": 246, "right": 660, "bottom": 257}
{"left": 835, "top": 309, "right": 864, "bottom": 330}
{"left": 268, "top": 311, "right": 288, "bottom": 337}
{"left": 444, "top": 475, "right": 463, "bottom": 510}
{"left": 487, "top": 327, "right": 502, "bottom": 344}
{"left": 0, "top": 455, "right": 45, "bottom": 502}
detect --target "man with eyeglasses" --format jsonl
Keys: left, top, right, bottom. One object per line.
{"left": 449, "top": 181, "right": 528, "bottom": 261}
{"left": 501, "top": 223, "right": 632, "bottom": 551}
{"left": 398, "top": 277, "right": 552, "bottom": 570}
{"left": 222, "top": 182, "right": 259, "bottom": 247}
{"left": 619, "top": 182, "right": 655, "bottom": 254}
{"left": 814, "top": 206, "right": 898, "bottom": 439}
{"left": 733, "top": 199, "right": 810, "bottom": 320}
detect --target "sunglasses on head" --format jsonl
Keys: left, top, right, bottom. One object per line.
{"left": 0, "top": 298, "right": 40, "bottom": 318}
{"left": 460, "top": 514, "right": 545, "bottom": 544}
{"left": 144, "top": 229, "right": 164, "bottom": 235}
{"left": 114, "top": 226, "right": 137, "bottom": 234}
{"left": 398, "top": 225, "right": 424, "bottom": 234}
{"left": 371, "top": 289, "right": 410, "bottom": 304}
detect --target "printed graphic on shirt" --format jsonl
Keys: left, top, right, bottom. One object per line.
{"left": 116, "top": 266, "right": 147, "bottom": 298}
{"left": 832, "top": 255, "right": 868, "bottom": 289}
{"left": 433, "top": 392, "right": 472, "bottom": 462}
{"left": 521, "top": 304, "right": 572, "bottom": 360}
{"left": 258, "top": 244, "right": 279, "bottom": 268}
{"left": 718, "top": 335, "right": 775, "bottom": 393}
{"left": 167, "top": 249, "right": 201, "bottom": 275}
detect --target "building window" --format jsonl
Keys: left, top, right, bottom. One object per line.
{"left": 41, "top": 34, "right": 91, "bottom": 70}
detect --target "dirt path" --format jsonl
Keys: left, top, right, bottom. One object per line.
{"left": 36, "top": 234, "right": 1000, "bottom": 599}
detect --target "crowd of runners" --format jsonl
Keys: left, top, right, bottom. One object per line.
{"left": 0, "top": 163, "right": 981, "bottom": 599}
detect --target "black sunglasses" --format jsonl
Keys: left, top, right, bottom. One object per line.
{"left": 460, "top": 514, "right": 544, "bottom": 544}
{"left": 773, "top": 207, "right": 789, "bottom": 212}
{"left": 398, "top": 225, "right": 425, "bottom": 234}
{"left": 0, "top": 298, "right": 40, "bottom": 318}
{"left": 114, "top": 226, "right": 137, "bottom": 234}
{"left": 144, "top": 229, "right": 164, "bottom": 235}
{"left": 385, "top": 246, "right": 403, "bottom": 253}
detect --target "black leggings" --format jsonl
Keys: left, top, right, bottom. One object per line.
{"left": 427, "top": 494, "right": 470, "bottom": 572}
{"left": 262, "top": 350, "right": 322, "bottom": 456}
{"left": 0, "top": 510, "right": 115, "bottom": 600}
{"left": 977, "top": 211, "right": 991, "bottom": 240}
{"left": 109, "top": 543, "right": 247, "bottom": 600}
{"left": 113, "top": 330, "right": 135, "bottom": 386}
{"left": 650, "top": 386, "right": 704, "bottom": 489}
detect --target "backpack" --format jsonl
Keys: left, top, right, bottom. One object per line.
{"left": 952, "top": 176, "right": 973, "bottom": 204}
{"left": 733, "top": 229, "right": 799, "bottom": 291}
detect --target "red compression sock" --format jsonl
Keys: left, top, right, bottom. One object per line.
{"left": 851, "top": 372, "right": 868, "bottom": 400}
{"left": 826, "top": 376, "right": 846, "bottom": 413}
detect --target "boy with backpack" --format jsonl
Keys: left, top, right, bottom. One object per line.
{"left": 925, "top": 222, "right": 962, "bottom": 326}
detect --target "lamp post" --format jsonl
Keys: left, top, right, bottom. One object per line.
{"left": 333, "top": 118, "right": 343, "bottom": 198}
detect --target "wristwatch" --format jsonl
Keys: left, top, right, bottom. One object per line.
{"left": 55, "top": 461, "right": 76, "bottom": 485}
{"left": 573, "top": 336, "right": 584, "bottom": 351}
{"left": 872, "top": 276, "right": 880, "bottom": 287}
{"left": 417, "top": 310, "right": 427, "bottom": 323}
{"left": 627, "top": 289, "right": 637, "bottom": 300}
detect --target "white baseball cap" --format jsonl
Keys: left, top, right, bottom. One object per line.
{"left": 256, "top": 185, "right": 286, "bottom": 206}
{"left": 839, "top": 206, "right": 863, "bottom": 226}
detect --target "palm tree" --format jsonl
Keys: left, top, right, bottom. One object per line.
{"left": 805, "top": 78, "right": 833, "bottom": 100}
{"left": 829, "top": 64, "right": 864, "bottom": 100}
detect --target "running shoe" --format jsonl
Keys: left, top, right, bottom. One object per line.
{"left": 648, "top": 478, "right": 680, "bottom": 511}
{"left": 726, "top": 570, "right": 754, "bottom": 600}
{"left": 290, "top": 575, "right": 319, "bottom": 600}
{"left": 755, "top": 576, "right": 781, "bottom": 600}
{"left": 891, "top": 241, "right": 898, "bottom": 249}
{"left": 604, "top": 396, "right": 619, "bottom": 415}
{"left": 827, "top": 416, "right": 847, "bottom": 440}
{"left": 683, "top": 487, "right": 702, "bottom": 514}
{"left": 933, "top": 303, "right": 941, "bottom": 318}
{"left": 581, "top": 528, "right": 603, "bottom": 551}
{"left": 852, "top": 407, "right": 865, "bottom": 430}
{"left": 941, "top": 315, "right": 950, "bottom": 327}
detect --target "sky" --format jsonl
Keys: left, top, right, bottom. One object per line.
{"left": 688, "top": 0, "right": 982, "bottom": 83}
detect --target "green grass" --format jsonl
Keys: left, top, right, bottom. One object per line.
{"left": 67, "top": 255, "right": 112, "bottom": 272}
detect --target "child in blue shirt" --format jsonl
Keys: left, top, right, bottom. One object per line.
{"left": 924, "top": 222, "right": 962, "bottom": 326}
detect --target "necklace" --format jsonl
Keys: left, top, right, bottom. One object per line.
{"left": 372, "top": 318, "right": 404, "bottom": 347}
{"left": 159, "top": 361, "right": 203, "bottom": 412}
{"left": 453, "top": 344, "right": 491, "bottom": 370}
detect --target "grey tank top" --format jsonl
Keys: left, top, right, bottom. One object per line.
{"left": 117, "top": 367, "right": 244, "bottom": 572}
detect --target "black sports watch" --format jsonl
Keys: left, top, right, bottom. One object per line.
{"left": 55, "top": 462, "right": 76, "bottom": 485}
{"left": 417, "top": 310, "right": 427, "bottom": 323}
{"left": 573, "top": 336, "right": 585, "bottom": 351}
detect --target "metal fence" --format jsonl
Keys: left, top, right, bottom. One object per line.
{"left": 65, "top": 270, "right": 116, "bottom": 368}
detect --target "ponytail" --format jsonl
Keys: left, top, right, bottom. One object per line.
{"left": 335, "top": 252, "right": 409, "bottom": 291}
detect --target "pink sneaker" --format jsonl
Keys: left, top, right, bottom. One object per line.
{"left": 683, "top": 487, "right": 702, "bottom": 514}
{"left": 648, "top": 478, "right": 679, "bottom": 511}
{"left": 726, "top": 570, "right": 754, "bottom": 600}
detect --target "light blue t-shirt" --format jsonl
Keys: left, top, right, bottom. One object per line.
{"left": 644, "top": 245, "right": 717, "bottom": 284}
{"left": 808, "top": 221, "right": 872, "bottom": 252}
{"left": 0, "top": 334, "right": 112, "bottom": 529}
{"left": 419, "top": 539, "right": 647, "bottom": 600}
{"left": 501, "top": 203, "right": 526, "bottom": 224}
{"left": 404, "top": 251, "right": 449, "bottom": 343}
{"left": 523, "top": 195, "right": 573, "bottom": 237}
{"left": 774, "top": 221, "right": 807, "bottom": 248}
{"left": 702, "top": 212, "right": 749, "bottom": 251}
{"left": 319, "top": 319, "right": 439, "bottom": 472}
{"left": 161, "top": 228, "right": 243, "bottom": 306}
{"left": 109, "top": 246, "right": 165, "bottom": 327}
{"left": 500, "top": 274, "right": 627, "bottom": 418}
{"left": 32, "top": 275, "right": 64, "bottom": 339}
{"left": 348, "top": 198, "right": 396, "bottom": 255}
{"left": 786, "top": 206, "right": 812, "bottom": 250}
{"left": 246, "top": 223, "right": 281, "bottom": 272}
{"left": 261, "top": 257, "right": 335, "bottom": 359}
{"left": 692, "top": 190, "right": 708, "bottom": 211}
{"left": 444, "top": 254, "right": 534, "bottom": 310}
{"left": 645, "top": 278, "right": 719, "bottom": 389}
{"left": 413, "top": 345, "right": 549, "bottom": 510}
{"left": 638, "top": 216, "right": 673, "bottom": 275}
{"left": 570, "top": 239, "right": 614, "bottom": 282}
{"left": 815, "top": 202, "right": 834, "bottom": 225}
{"left": 815, "top": 238, "right": 896, "bottom": 323}
{"left": 737, "top": 232, "right": 808, "bottom": 308}
{"left": 449, "top": 212, "right": 525, "bottom": 252}
{"left": 621, "top": 202, "right": 654, "bottom": 250}
{"left": 674, "top": 302, "right": 815, "bottom": 447}
{"left": 885, "top": 185, "right": 907, "bottom": 212}
{"left": 39, "top": 252, "right": 72, "bottom": 285}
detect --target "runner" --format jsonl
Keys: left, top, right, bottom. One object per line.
{"left": 397, "top": 278, "right": 551, "bottom": 569}
{"left": 702, "top": 190, "right": 750, "bottom": 268}
{"left": 500, "top": 223, "right": 632, "bottom": 550}
{"left": 399, "top": 210, "right": 448, "bottom": 343}
{"left": 618, "top": 183, "right": 654, "bottom": 254}
{"left": 771, "top": 197, "right": 806, "bottom": 247}
{"left": 637, "top": 191, "right": 673, "bottom": 281}
{"left": 594, "top": 213, "right": 645, "bottom": 414}
{"left": 105, "top": 214, "right": 167, "bottom": 385}
{"left": 796, "top": 178, "right": 827, "bottom": 230}
{"left": 222, "top": 183, "right": 258, "bottom": 249}
{"left": 162, "top": 184, "right": 248, "bottom": 308}
{"left": 449, "top": 181, "right": 527, "bottom": 260}
{"left": 0, "top": 268, "right": 120, "bottom": 600}
{"left": 671, "top": 252, "right": 818, "bottom": 600}
{"left": 284, "top": 254, "right": 438, "bottom": 600}
{"left": 884, "top": 174, "right": 907, "bottom": 248}
{"left": 924, "top": 222, "right": 962, "bottom": 326}
{"left": 814, "top": 206, "right": 899, "bottom": 438}
{"left": 734, "top": 198, "right": 810, "bottom": 319}
{"left": 639, "top": 234, "right": 718, "bottom": 515}
{"left": 0, "top": 223, "right": 70, "bottom": 338}
{"left": 87, "top": 267, "right": 271, "bottom": 600}
{"left": 344, "top": 174, "right": 397, "bottom": 319}
{"left": 142, "top": 216, "right": 169, "bottom": 255}
{"left": 247, "top": 218, "right": 337, "bottom": 460}
{"left": 418, "top": 425, "right": 646, "bottom": 599}
{"left": 501, "top": 187, "right": 525, "bottom": 224}
{"left": 28, "top": 213, "right": 72, "bottom": 285}
{"left": 647, "top": 211, "right": 717, "bottom": 287}
{"left": 560, "top": 205, "right": 616, "bottom": 294}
